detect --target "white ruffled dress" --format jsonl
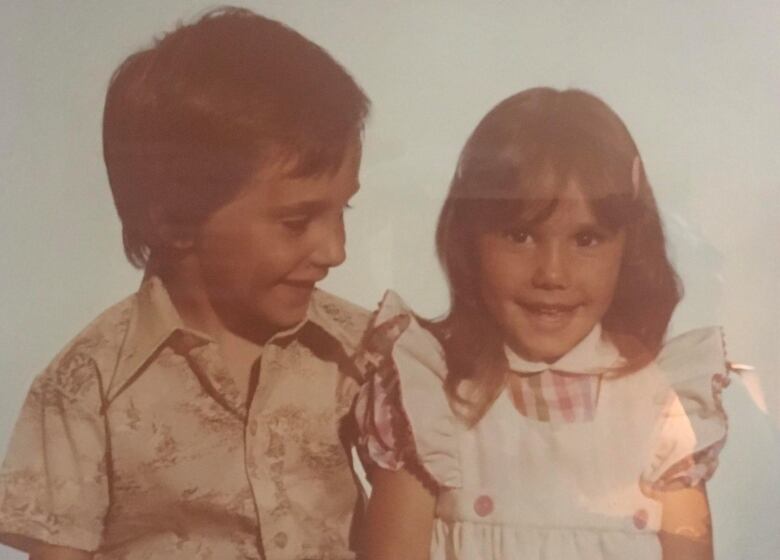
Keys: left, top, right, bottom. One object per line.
{"left": 354, "top": 292, "right": 730, "bottom": 560}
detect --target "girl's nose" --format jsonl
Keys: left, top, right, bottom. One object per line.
{"left": 531, "top": 242, "right": 570, "bottom": 289}
{"left": 311, "top": 216, "right": 347, "bottom": 269}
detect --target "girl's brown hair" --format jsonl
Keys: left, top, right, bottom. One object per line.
{"left": 433, "top": 88, "right": 681, "bottom": 424}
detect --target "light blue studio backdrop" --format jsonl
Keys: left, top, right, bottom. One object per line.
{"left": 1, "top": 1, "right": 778, "bottom": 559}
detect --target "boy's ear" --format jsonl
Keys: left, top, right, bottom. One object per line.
{"left": 149, "top": 204, "right": 195, "bottom": 250}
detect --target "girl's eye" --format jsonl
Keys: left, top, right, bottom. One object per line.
{"left": 574, "top": 230, "right": 605, "bottom": 247}
{"left": 502, "top": 229, "right": 532, "bottom": 244}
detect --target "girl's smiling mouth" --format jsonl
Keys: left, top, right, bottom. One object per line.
{"left": 519, "top": 301, "right": 581, "bottom": 314}
{"left": 518, "top": 301, "right": 582, "bottom": 330}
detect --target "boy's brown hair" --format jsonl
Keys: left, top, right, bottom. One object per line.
{"left": 103, "top": 7, "right": 370, "bottom": 267}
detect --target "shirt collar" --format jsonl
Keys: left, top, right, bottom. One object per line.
{"left": 504, "top": 323, "right": 626, "bottom": 375}
{"left": 106, "top": 276, "right": 208, "bottom": 402}
{"left": 106, "top": 277, "right": 349, "bottom": 402}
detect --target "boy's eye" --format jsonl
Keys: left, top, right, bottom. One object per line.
{"left": 281, "top": 216, "right": 311, "bottom": 233}
{"left": 339, "top": 204, "right": 353, "bottom": 222}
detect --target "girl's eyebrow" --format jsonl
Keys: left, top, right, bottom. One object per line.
{"left": 573, "top": 218, "right": 605, "bottom": 228}
{"left": 572, "top": 220, "right": 619, "bottom": 234}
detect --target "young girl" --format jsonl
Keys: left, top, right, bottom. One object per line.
{"left": 354, "top": 88, "right": 733, "bottom": 560}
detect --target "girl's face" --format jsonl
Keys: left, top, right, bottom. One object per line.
{"left": 477, "top": 178, "right": 626, "bottom": 363}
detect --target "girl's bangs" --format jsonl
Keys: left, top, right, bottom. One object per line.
{"left": 458, "top": 148, "right": 639, "bottom": 234}
{"left": 555, "top": 147, "right": 641, "bottom": 231}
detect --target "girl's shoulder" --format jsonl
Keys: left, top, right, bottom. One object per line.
{"left": 611, "top": 326, "right": 729, "bottom": 396}
{"left": 369, "top": 290, "right": 449, "bottom": 381}
{"left": 653, "top": 326, "right": 728, "bottom": 383}
{"left": 636, "top": 327, "right": 735, "bottom": 491}
{"left": 353, "top": 291, "right": 462, "bottom": 488}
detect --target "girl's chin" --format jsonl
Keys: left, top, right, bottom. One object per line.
{"left": 510, "top": 325, "right": 592, "bottom": 363}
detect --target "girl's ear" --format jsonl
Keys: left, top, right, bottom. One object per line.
{"left": 148, "top": 204, "right": 195, "bottom": 250}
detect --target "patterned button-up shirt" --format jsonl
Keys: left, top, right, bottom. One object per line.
{"left": 0, "top": 277, "right": 370, "bottom": 560}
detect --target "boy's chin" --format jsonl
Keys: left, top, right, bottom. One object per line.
{"left": 220, "top": 303, "right": 309, "bottom": 344}
{"left": 257, "top": 303, "right": 310, "bottom": 333}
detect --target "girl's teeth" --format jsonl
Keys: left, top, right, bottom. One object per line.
{"left": 536, "top": 306, "right": 565, "bottom": 314}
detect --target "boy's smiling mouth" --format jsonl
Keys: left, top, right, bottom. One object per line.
{"left": 282, "top": 278, "right": 321, "bottom": 288}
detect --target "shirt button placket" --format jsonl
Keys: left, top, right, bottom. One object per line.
{"left": 245, "top": 346, "right": 270, "bottom": 557}
{"left": 273, "top": 531, "right": 288, "bottom": 549}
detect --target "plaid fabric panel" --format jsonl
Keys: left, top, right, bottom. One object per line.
{"left": 510, "top": 370, "right": 599, "bottom": 423}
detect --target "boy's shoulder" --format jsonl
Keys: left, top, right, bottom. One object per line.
{"left": 308, "top": 289, "right": 372, "bottom": 355}
{"left": 35, "top": 293, "right": 137, "bottom": 393}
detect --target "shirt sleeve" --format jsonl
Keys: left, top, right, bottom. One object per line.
{"left": 0, "top": 343, "right": 109, "bottom": 552}
{"left": 353, "top": 291, "right": 461, "bottom": 489}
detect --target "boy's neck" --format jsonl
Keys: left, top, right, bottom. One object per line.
{"left": 153, "top": 259, "right": 266, "bottom": 391}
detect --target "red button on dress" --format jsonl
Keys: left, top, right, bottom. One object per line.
{"left": 633, "top": 508, "right": 648, "bottom": 529}
{"left": 474, "top": 495, "right": 494, "bottom": 517}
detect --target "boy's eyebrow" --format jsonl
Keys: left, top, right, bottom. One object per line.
{"left": 272, "top": 182, "right": 360, "bottom": 216}
{"left": 273, "top": 200, "right": 328, "bottom": 216}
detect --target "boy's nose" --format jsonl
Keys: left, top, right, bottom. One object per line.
{"left": 311, "top": 218, "right": 347, "bottom": 269}
{"left": 531, "top": 243, "right": 569, "bottom": 289}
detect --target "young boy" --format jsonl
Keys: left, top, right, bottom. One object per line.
{"left": 0, "top": 7, "right": 371, "bottom": 560}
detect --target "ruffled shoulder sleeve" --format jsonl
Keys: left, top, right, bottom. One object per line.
{"left": 641, "top": 327, "right": 732, "bottom": 492}
{"left": 353, "top": 291, "right": 461, "bottom": 488}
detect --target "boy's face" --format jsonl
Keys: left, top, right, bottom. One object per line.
{"left": 191, "top": 142, "right": 361, "bottom": 342}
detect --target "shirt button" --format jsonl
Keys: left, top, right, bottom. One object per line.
{"left": 273, "top": 531, "right": 288, "bottom": 548}
{"left": 473, "top": 495, "right": 494, "bottom": 517}
{"left": 633, "top": 508, "right": 648, "bottom": 529}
